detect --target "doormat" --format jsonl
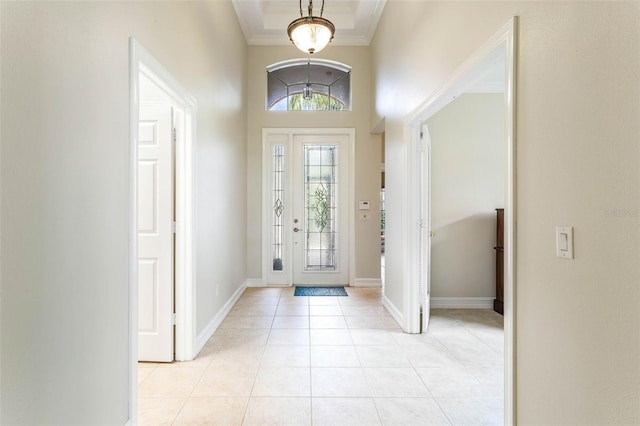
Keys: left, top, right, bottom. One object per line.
{"left": 294, "top": 286, "right": 348, "bottom": 296}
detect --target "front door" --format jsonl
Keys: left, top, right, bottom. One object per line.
{"left": 292, "top": 134, "right": 349, "bottom": 285}
{"left": 263, "top": 130, "right": 352, "bottom": 286}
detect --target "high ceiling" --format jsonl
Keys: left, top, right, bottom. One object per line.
{"left": 232, "top": 0, "right": 387, "bottom": 46}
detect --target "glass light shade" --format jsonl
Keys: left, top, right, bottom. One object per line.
{"left": 287, "top": 17, "right": 335, "bottom": 54}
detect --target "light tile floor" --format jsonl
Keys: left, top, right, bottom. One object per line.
{"left": 139, "top": 287, "right": 504, "bottom": 425}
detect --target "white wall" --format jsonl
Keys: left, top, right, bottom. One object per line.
{"left": 372, "top": 1, "right": 639, "bottom": 423}
{"left": 0, "top": 2, "right": 246, "bottom": 424}
{"left": 428, "top": 93, "right": 504, "bottom": 298}
{"left": 246, "top": 46, "right": 381, "bottom": 283}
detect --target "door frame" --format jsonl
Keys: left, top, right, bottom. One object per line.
{"left": 418, "top": 123, "right": 432, "bottom": 332}
{"left": 403, "top": 18, "right": 518, "bottom": 425}
{"left": 128, "top": 38, "right": 197, "bottom": 423}
{"left": 261, "top": 128, "right": 356, "bottom": 287}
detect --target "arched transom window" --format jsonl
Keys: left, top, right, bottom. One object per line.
{"left": 267, "top": 59, "right": 351, "bottom": 111}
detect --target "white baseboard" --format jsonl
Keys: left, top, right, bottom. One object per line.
{"left": 353, "top": 278, "right": 382, "bottom": 288}
{"left": 382, "top": 294, "right": 403, "bottom": 328}
{"left": 193, "top": 282, "right": 247, "bottom": 355}
{"left": 245, "top": 278, "right": 264, "bottom": 287}
{"left": 247, "top": 278, "right": 382, "bottom": 288}
{"left": 431, "top": 297, "right": 494, "bottom": 309}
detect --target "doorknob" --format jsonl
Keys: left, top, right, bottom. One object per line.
{"left": 294, "top": 227, "right": 300, "bottom": 232}
{"left": 429, "top": 231, "right": 436, "bottom": 237}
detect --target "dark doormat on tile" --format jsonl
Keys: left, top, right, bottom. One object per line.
{"left": 294, "top": 286, "right": 348, "bottom": 296}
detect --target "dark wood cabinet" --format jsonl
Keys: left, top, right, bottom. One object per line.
{"left": 494, "top": 208, "right": 504, "bottom": 315}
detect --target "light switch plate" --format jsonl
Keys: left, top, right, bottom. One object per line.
{"left": 359, "top": 200, "right": 371, "bottom": 210}
{"left": 556, "top": 226, "right": 574, "bottom": 259}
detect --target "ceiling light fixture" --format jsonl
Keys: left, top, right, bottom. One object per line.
{"left": 287, "top": 0, "right": 335, "bottom": 54}
{"left": 303, "top": 59, "right": 313, "bottom": 99}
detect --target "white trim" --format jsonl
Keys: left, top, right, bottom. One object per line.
{"left": 431, "top": 297, "right": 494, "bottom": 309}
{"left": 245, "top": 278, "right": 266, "bottom": 288}
{"left": 348, "top": 132, "right": 356, "bottom": 288}
{"left": 382, "top": 294, "right": 403, "bottom": 327}
{"left": 230, "top": 0, "right": 252, "bottom": 47}
{"left": 419, "top": 124, "right": 432, "bottom": 332}
{"left": 261, "top": 128, "right": 356, "bottom": 287}
{"left": 402, "top": 18, "right": 518, "bottom": 426}
{"left": 504, "top": 18, "right": 519, "bottom": 426}
{"left": 404, "top": 29, "right": 510, "bottom": 125}
{"left": 172, "top": 92, "right": 197, "bottom": 363}
{"left": 193, "top": 283, "right": 247, "bottom": 354}
{"left": 127, "top": 38, "right": 139, "bottom": 426}
{"left": 266, "top": 58, "right": 352, "bottom": 73}
{"left": 403, "top": 120, "right": 422, "bottom": 334}
{"left": 365, "top": 0, "right": 387, "bottom": 46}
{"left": 353, "top": 278, "right": 382, "bottom": 288}
{"left": 129, "top": 38, "right": 198, "bottom": 425}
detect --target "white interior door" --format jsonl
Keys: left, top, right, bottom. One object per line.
{"left": 138, "top": 102, "right": 174, "bottom": 362}
{"left": 292, "top": 134, "right": 349, "bottom": 285}
{"left": 420, "top": 124, "right": 432, "bottom": 331}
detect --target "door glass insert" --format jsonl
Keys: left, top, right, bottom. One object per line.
{"left": 304, "top": 145, "right": 338, "bottom": 271}
{"left": 272, "top": 144, "right": 285, "bottom": 271}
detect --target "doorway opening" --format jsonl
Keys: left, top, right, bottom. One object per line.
{"left": 403, "top": 18, "right": 518, "bottom": 424}
{"left": 128, "top": 38, "right": 197, "bottom": 423}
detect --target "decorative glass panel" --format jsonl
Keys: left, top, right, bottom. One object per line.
{"left": 304, "top": 145, "right": 338, "bottom": 271}
{"left": 266, "top": 59, "right": 351, "bottom": 111}
{"left": 272, "top": 145, "right": 285, "bottom": 271}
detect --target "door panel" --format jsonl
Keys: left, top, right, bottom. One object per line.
{"left": 293, "top": 135, "right": 349, "bottom": 285}
{"left": 137, "top": 161, "right": 157, "bottom": 233}
{"left": 138, "top": 259, "right": 158, "bottom": 332}
{"left": 138, "top": 102, "right": 174, "bottom": 362}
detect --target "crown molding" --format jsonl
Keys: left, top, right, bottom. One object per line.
{"left": 233, "top": 0, "right": 386, "bottom": 47}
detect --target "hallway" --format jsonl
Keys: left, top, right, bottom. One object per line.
{"left": 138, "top": 287, "right": 503, "bottom": 425}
